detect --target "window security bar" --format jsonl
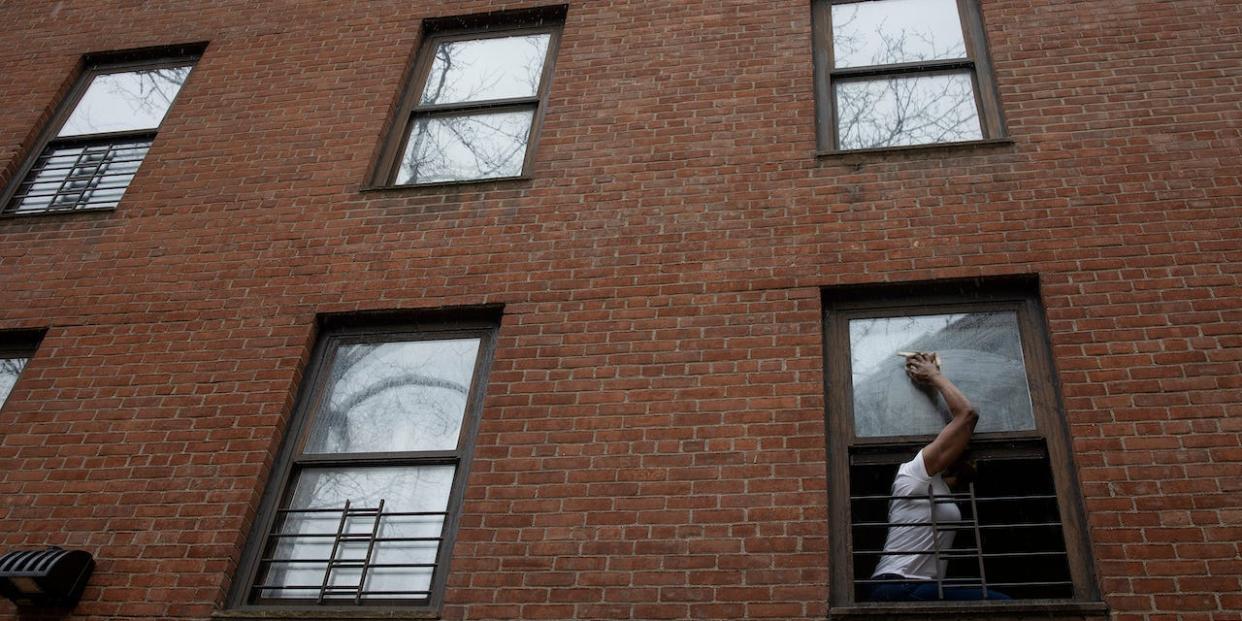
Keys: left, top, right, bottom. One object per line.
{"left": 252, "top": 500, "right": 449, "bottom": 604}
{"left": 851, "top": 482, "right": 1070, "bottom": 599}
{"left": 8, "top": 139, "right": 153, "bottom": 213}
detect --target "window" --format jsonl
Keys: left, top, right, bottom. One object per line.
{"left": 233, "top": 319, "right": 495, "bottom": 608}
{"left": 823, "top": 281, "right": 1100, "bottom": 614}
{"left": 0, "top": 331, "right": 42, "bottom": 411}
{"left": 812, "top": 0, "right": 1004, "bottom": 152}
{"left": 1, "top": 49, "right": 198, "bottom": 215}
{"left": 0, "top": 350, "right": 31, "bottom": 409}
{"left": 374, "top": 7, "right": 564, "bottom": 186}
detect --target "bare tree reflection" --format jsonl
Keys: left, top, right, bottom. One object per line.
{"left": 0, "top": 358, "right": 27, "bottom": 405}
{"left": 111, "top": 67, "right": 190, "bottom": 119}
{"left": 400, "top": 35, "right": 548, "bottom": 183}
{"left": 312, "top": 341, "right": 474, "bottom": 455}
{"left": 832, "top": 4, "right": 980, "bottom": 149}
{"left": 60, "top": 66, "right": 191, "bottom": 137}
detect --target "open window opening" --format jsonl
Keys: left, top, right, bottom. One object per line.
{"left": 823, "top": 279, "right": 1100, "bottom": 613}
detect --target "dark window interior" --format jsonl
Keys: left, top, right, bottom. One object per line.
{"left": 850, "top": 446, "right": 1073, "bottom": 602}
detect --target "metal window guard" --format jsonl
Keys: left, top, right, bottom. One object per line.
{"left": 852, "top": 482, "right": 1071, "bottom": 599}
{"left": 252, "top": 499, "right": 448, "bottom": 604}
{"left": 8, "top": 138, "right": 152, "bottom": 213}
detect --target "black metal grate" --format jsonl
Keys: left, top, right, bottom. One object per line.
{"left": 5, "top": 138, "right": 152, "bottom": 215}
{"left": 252, "top": 499, "right": 448, "bottom": 604}
{"left": 851, "top": 468, "right": 1074, "bottom": 600}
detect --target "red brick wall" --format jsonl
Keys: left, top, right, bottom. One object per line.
{"left": 0, "top": 0, "right": 1238, "bottom": 619}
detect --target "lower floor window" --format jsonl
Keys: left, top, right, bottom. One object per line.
{"left": 823, "top": 280, "right": 1099, "bottom": 609}
{"left": 234, "top": 321, "right": 496, "bottom": 607}
{"left": 850, "top": 443, "right": 1072, "bottom": 601}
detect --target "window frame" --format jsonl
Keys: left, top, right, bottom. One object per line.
{"left": 0, "top": 46, "right": 201, "bottom": 217}
{"left": 811, "top": 0, "right": 1006, "bottom": 154}
{"left": 822, "top": 281, "right": 1101, "bottom": 617}
{"left": 371, "top": 10, "right": 565, "bottom": 189}
{"left": 230, "top": 319, "right": 497, "bottom": 612}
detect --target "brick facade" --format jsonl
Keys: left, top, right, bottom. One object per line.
{"left": 0, "top": 1, "right": 1238, "bottom": 619}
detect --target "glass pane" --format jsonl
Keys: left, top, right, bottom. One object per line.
{"left": 260, "top": 465, "right": 454, "bottom": 600}
{"left": 419, "top": 34, "right": 551, "bottom": 105}
{"left": 0, "top": 358, "right": 28, "bottom": 407}
{"left": 831, "top": 0, "right": 967, "bottom": 68}
{"left": 59, "top": 65, "right": 193, "bottom": 137}
{"left": 6, "top": 140, "right": 152, "bottom": 214}
{"left": 305, "top": 338, "right": 481, "bottom": 454}
{"left": 835, "top": 72, "right": 982, "bottom": 150}
{"left": 396, "top": 110, "right": 534, "bottom": 184}
{"left": 849, "top": 311, "right": 1035, "bottom": 438}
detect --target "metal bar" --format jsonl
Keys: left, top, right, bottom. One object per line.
{"left": 260, "top": 560, "right": 439, "bottom": 568}
{"left": 264, "top": 533, "right": 443, "bottom": 541}
{"left": 968, "top": 482, "right": 990, "bottom": 599}
{"left": 355, "top": 499, "right": 385, "bottom": 604}
{"left": 852, "top": 492, "right": 1058, "bottom": 502}
{"left": 276, "top": 507, "right": 447, "bottom": 516}
{"left": 857, "top": 549, "right": 1067, "bottom": 559}
{"left": 317, "top": 499, "right": 352, "bottom": 604}
{"left": 252, "top": 584, "right": 433, "bottom": 594}
{"left": 927, "top": 483, "right": 944, "bottom": 600}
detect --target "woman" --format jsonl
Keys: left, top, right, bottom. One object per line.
{"left": 867, "top": 352, "right": 1010, "bottom": 601}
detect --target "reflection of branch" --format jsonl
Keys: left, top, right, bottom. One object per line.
{"left": 332, "top": 372, "right": 467, "bottom": 416}
{"left": 1, "top": 358, "right": 26, "bottom": 377}
{"left": 832, "top": 6, "right": 975, "bottom": 149}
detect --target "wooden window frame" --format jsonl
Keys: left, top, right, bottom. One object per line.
{"left": 229, "top": 317, "right": 497, "bottom": 612}
{"left": 811, "top": 0, "right": 1006, "bottom": 154}
{"left": 0, "top": 45, "right": 202, "bottom": 217}
{"left": 822, "top": 280, "right": 1104, "bottom": 620}
{"left": 370, "top": 7, "right": 565, "bottom": 189}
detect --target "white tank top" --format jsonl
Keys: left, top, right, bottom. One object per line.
{"left": 871, "top": 449, "right": 962, "bottom": 581}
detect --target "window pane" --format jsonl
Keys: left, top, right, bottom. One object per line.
{"left": 835, "top": 72, "right": 982, "bottom": 150}
{"left": 831, "top": 0, "right": 967, "bottom": 68}
{"left": 5, "top": 139, "right": 152, "bottom": 214}
{"left": 396, "top": 110, "right": 534, "bottom": 184}
{"left": 419, "top": 34, "right": 551, "bottom": 105}
{"left": 305, "top": 338, "right": 481, "bottom": 454}
{"left": 0, "top": 358, "right": 28, "bottom": 407}
{"left": 59, "top": 65, "right": 192, "bottom": 137}
{"left": 849, "top": 311, "right": 1035, "bottom": 437}
{"left": 260, "top": 465, "right": 455, "bottom": 600}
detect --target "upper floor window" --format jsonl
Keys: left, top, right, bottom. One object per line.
{"left": 1, "top": 50, "right": 198, "bottom": 215}
{"left": 813, "top": 0, "right": 1004, "bottom": 152}
{"left": 823, "top": 281, "right": 1102, "bottom": 615}
{"left": 231, "top": 318, "right": 496, "bottom": 609}
{"left": 373, "top": 8, "right": 564, "bottom": 186}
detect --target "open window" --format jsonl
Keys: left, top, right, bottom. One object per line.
{"left": 2, "top": 46, "right": 200, "bottom": 215}
{"left": 230, "top": 315, "right": 496, "bottom": 610}
{"left": 823, "top": 280, "right": 1101, "bottom": 615}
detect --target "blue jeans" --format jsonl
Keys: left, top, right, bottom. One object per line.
{"left": 868, "top": 575, "right": 1011, "bottom": 601}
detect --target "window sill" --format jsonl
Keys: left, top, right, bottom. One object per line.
{"left": 359, "top": 175, "right": 531, "bottom": 193}
{"left": 214, "top": 608, "right": 439, "bottom": 621}
{"left": 0, "top": 206, "right": 118, "bottom": 220}
{"left": 829, "top": 600, "right": 1108, "bottom": 621}
{"left": 816, "top": 137, "right": 1014, "bottom": 161}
